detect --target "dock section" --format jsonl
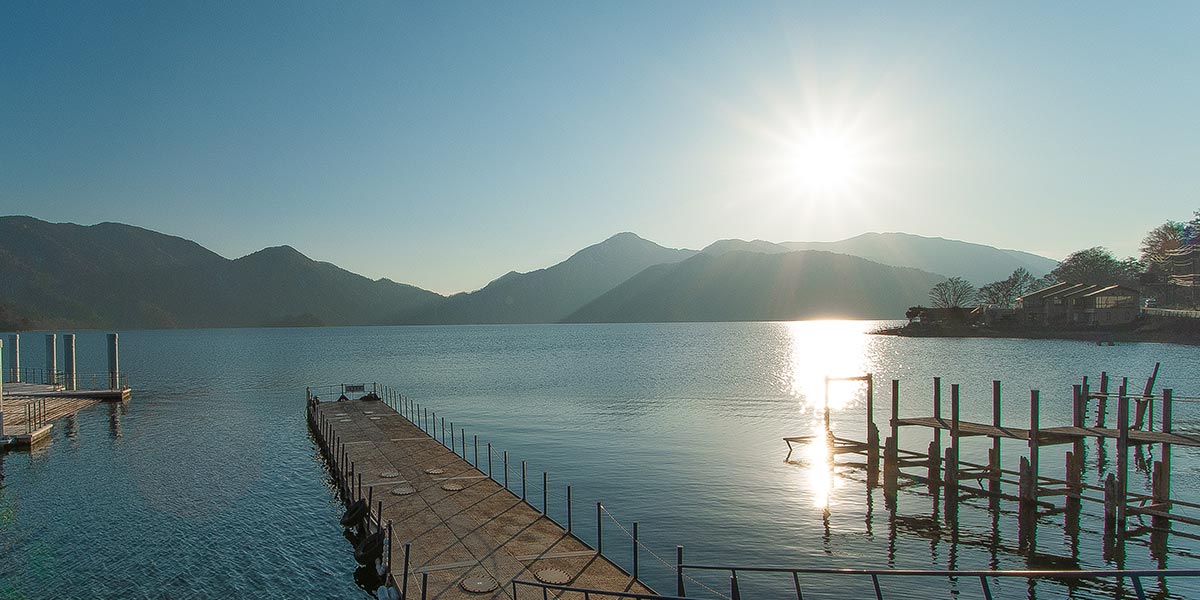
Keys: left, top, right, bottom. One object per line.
{"left": 309, "top": 390, "right": 654, "bottom": 600}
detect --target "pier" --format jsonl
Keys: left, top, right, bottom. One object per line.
{"left": 1, "top": 332, "right": 130, "bottom": 450}
{"left": 307, "top": 385, "right": 654, "bottom": 600}
{"left": 784, "top": 369, "right": 1200, "bottom": 559}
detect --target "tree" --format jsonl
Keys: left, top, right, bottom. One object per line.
{"left": 929, "top": 277, "right": 976, "bottom": 308}
{"left": 1139, "top": 221, "right": 1188, "bottom": 264}
{"left": 976, "top": 268, "right": 1038, "bottom": 307}
{"left": 1050, "top": 247, "right": 1141, "bottom": 285}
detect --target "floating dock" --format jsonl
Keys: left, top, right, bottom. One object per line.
{"left": 308, "top": 388, "right": 654, "bottom": 600}
{"left": 1, "top": 332, "right": 129, "bottom": 450}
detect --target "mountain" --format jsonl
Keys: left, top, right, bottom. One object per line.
{"left": 701, "top": 239, "right": 792, "bottom": 255}
{"left": 0, "top": 216, "right": 441, "bottom": 328}
{"left": 780, "top": 233, "right": 1058, "bottom": 286}
{"left": 565, "top": 250, "right": 946, "bottom": 323}
{"left": 402, "top": 232, "right": 697, "bottom": 324}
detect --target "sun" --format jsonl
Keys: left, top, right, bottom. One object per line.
{"left": 787, "top": 129, "right": 866, "bottom": 197}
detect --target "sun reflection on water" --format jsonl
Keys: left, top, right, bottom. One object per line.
{"left": 782, "top": 320, "right": 875, "bottom": 510}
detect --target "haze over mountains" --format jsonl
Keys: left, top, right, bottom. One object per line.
{"left": 0, "top": 216, "right": 1059, "bottom": 329}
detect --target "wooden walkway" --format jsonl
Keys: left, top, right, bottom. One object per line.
{"left": 2, "top": 382, "right": 131, "bottom": 447}
{"left": 312, "top": 397, "right": 653, "bottom": 600}
{"left": 895, "top": 416, "right": 1200, "bottom": 447}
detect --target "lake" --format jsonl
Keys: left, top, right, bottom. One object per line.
{"left": 2, "top": 321, "right": 1199, "bottom": 599}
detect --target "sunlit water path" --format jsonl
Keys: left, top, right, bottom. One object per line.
{"left": 2, "top": 322, "right": 1199, "bottom": 598}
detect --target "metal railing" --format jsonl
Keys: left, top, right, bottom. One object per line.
{"left": 24, "top": 397, "right": 48, "bottom": 434}
{"left": 675, "top": 560, "right": 1200, "bottom": 600}
{"left": 4, "top": 368, "right": 128, "bottom": 390}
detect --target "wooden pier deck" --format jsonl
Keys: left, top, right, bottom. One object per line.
{"left": 312, "top": 396, "right": 653, "bottom": 600}
{"left": 895, "top": 416, "right": 1200, "bottom": 447}
{"left": 2, "top": 382, "right": 131, "bottom": 448}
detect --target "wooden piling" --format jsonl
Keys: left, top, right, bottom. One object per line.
{"left": 1028, "top": 390, "right": 1040, "bottom": 504}
{"left": 1096, "top": 372, "right": 1109, "bottom": 428}
{"left": 990, "top": 381, "right": 1002, "bottom": 497}
{"left": 867, "top": 374, "right": 879, "bottom": 486}
{"left": 1116, "top": 381, "right": 1130, "bottom": 533}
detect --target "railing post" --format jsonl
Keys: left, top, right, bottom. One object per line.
{"left": 632, "top": 521, "right": 640, "bottom": 579}
{"left": 522, "top": 460, "right": 527, "bottom": 501}
{"left": 402, "top": 542, "right": 411, "bottom": 600}
{"left": 676, "top": 545, "right": 685, "bottom": 596}
{"left": 504, "top": 451, "right": 509, "bottom": 488}
{"left": 420, "top": 571, "right": 428, "bottom": 600}
{"left": 474, "top": 435, "right": 478, "bottom": 467}
{"left": 542, "top": 472, "right": 548, "bottom": 514}
{"left": 730, "top": 571, "right": 741, "bottom": 600}
{"left": 596, "top": 502, "right": 603, "bottom": 554}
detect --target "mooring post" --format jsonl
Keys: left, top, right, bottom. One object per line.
{"left": 1104, "top": 472, "right": 1118, "bottom": 532}
{"left": 944, "top": 445, "right": 958, "bottom": 518}
{"left": 63, "top": 334, "right": 76, "bottom": 391}
{"left": 7, "top": 333, "right": 18, "bottom": 383}
{"left": 990, "top": 381, "right": 1002, "bottom": 497}
{"left": 45, "top": 333, "right": 57, "bottom": 386}
{"left": 1116, "top": 381, "right": 1130, "bottom": 533}
{"left": 107, "top": 332, "right": 120, "bottom": 390}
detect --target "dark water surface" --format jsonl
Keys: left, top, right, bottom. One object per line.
{"left": 2, "top": 322, "right": 1199, "bottom": 599}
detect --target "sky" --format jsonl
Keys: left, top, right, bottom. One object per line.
{"left": 2, "top": 2, "right": 1198, "bottom": 294}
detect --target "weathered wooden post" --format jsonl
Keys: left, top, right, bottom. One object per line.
{"left": 1096, "top": 371, "right": 1109, "bottom": 428}
{"left": 884, "top": 380, "right": 900, "bottom": 500}
{"left": 823, "top": 376, "right": 831, "bottom": 430}
{"left": 1116, "top": 380, "right": 1130, "bottom": 534}
{"left": 63, "top": 334, "right": 77, "bottom": 391}
{"left": 107, "top": 333, "right": 120, "bottom": 390}
{"left": 6, "top": 334, "right": 17, "bottom": 382}
{"left": 866, "top": 373, "right": 879, "bottom": 486}
{"left": 928, "top": 377, "right": 943, "bottom": 490}
{"left": 1135, "top": 362, "right": 1160, "bottom": 430}
{"left": 990, "top": 381, "right": 1002, "bottom": 497}
{"left": 1153, "top": 389, "right": 1173, "bottom": 525}
{"left": 1028, "top": 389, "right": 1041, "bottom": 503}
{"left": 944, "top": 384, "right": 962, "bottom": 516}
{"left": 45, "top": 333, "right": 58, "bottom": 386}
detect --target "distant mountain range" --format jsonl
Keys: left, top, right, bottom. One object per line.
{"left": 704, "top": 233, "right": 1058, "bottom": 286}
{"left": 0, "top": 216, "right": 439, "bottom": 328}
{"left": 0, "top": 216, "right": 1060, "bottom": 328}
{"left": 566, "top": 250, "right": 945, "bottom": 322}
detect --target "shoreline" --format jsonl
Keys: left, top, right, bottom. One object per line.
{"left": 875, "top": 316, "right": 1200, "bottom": 347}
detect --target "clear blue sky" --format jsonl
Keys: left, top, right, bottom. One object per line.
{"left": 2, "top": 2, "right": 1197, "bottom": 294}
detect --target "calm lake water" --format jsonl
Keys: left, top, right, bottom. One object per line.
{"left": 2, "top": 321, "right": 1199, "bottom": 599}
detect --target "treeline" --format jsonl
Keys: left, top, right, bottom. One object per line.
{"left": 926, "top": 209, "right": 1199, "bottom": 309}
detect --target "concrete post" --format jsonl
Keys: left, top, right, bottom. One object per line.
{"left": 7, "top": 333, "right": 17, "bottom": 382}
{"left": 107, "top": 333, "right": 120, "bottom": 390}
{"left": 45, "top": 333, "right": 57, "bottom": 386}
{"left": 64, "top": 334, "right": 77, "bottom": 391}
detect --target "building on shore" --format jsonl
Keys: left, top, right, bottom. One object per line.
{"left": 1016, "top": 282, "right": 1141, "bottom": 326}
{"left": 1165, "top": 244, "right": 1199, "bottom": 307}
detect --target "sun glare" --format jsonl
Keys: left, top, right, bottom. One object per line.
{"left": 789, "top": 131, "right": 864, "bottom": 196}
